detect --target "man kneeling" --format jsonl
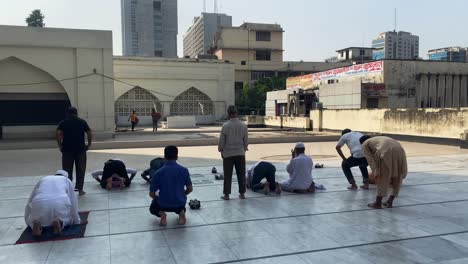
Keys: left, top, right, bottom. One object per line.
{"left": 25, "top": 170, "right": 84, "bottom": 236}
{"left": 280, "top": 142, "right": 315, "bottom": 193}
{"left": 91, "top": 159, "right": 137, "bottom": 190}
{"left": 149, "top": 146, "right": 193, "bottom": 226}
{"left": 246, "top": 162, "right": 281, "bottom": 194}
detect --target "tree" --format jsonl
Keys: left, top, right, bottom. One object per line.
{"left": 26, "top": 9, "right": 45, "bottom": 27}
{"left": 237, "top": 76, "right": 286, "bottom": 115}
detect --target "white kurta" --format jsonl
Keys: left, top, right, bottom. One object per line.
{"left": 281, "top": 153, "right": 314, "bottom": 191}
{"left": 24, "top": 176, "right": 81, "bottom": 228}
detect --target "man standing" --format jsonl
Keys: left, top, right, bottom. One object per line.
{"left": 25, "top": 170, "right": 84, "bottom": 236}
{"left": 218, "top": 105, "right": 248, "bottom": 200}
{"left": 151, "top": 108, "right": 161, "bottom": 132}
{"left": 149, "top": 146, "right": 193, "bottom": 226}
{"left": 360, "top": 136, "right": 408, "bottom": 209}
{"left": 246, "top": 162, "right": 281, "bottom": 195}
{"left": 336, "top": 129, "right": 369, "bottom": 190}
{"left": 280, "top": 142, "right": 315, "bottom": 193}
{"left": 56, "top": 107, "right": 92, "bottom": 196}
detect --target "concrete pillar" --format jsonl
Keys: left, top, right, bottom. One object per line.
{"left": 453, "top": 75, "right": 461, "bottom": 108}
{"left": 429, "top": 75, "right": 437, "bottom": 108}
{"left": 461, "top": 75, "right": 468, "bottom": 107}
{"left": 418, "top": 74, "right": 429, "bottom": 108}
{"left": 446, "top": 75, "right": 453, "bottom": 107}
{"left": 438, "top": 75, "right": 446, "bottom": 108}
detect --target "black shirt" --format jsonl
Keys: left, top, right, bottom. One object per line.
{"left": 57, "top": 117, "right": 91, "bottom": 153}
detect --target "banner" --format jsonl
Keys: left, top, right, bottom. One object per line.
{"left": 287, "top": 61, "right": 383, "bottom": 89}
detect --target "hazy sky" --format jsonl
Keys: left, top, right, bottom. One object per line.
{"left": 1, "top": 0, "right": 466, "bottom": 61}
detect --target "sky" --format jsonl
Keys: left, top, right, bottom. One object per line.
{"left": 0, "top": 0, "right": 467, "bottom": 61}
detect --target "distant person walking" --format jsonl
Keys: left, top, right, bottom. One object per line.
{"left": 128, "top": 111, "right": 138, "bottom": 132}
{"left": 56, "top": 107, "right": 92, "bottom": 196}
{"left": 218, "top": 105, "right": 248, "bottom": 200}
{"left": 151, "top": 108, "right": 161, "bottom": 132}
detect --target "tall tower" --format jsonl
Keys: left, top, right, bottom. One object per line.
{"left": 121, "top": 0, "right": 178, "bottom": 57}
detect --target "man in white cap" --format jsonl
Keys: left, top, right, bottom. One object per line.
{"left": 280, "top": 142, "right": 315, "bottom": 193}
{"left": 24, "top": 170, "right": 84, "bottom": 236}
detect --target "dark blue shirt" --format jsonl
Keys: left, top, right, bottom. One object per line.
{"left": 150, "top": 161, "right": 192, "bottom": 208}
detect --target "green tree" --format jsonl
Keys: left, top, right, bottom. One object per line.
{"left": 26, "top": 9, "right": 45, "bottom": 27}
{"left": 237, "top": 76, "right": 286, "bottom": 115}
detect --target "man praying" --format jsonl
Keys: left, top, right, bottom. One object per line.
{"left": 360, "top": 136, "right": 408, "bottom": 209}
{"left": 24, "top": 170, "right": 84, "bottom": 236}
{"left": 149, "top": 146, "right": 193, "bottom": 226}
{"left": 90, "top": 159, "right": 137, "bottom": 190}
{"left": 246, "top": 161, "right": 281, "bottom": 195}
{"left": 336, "top": 129, "right": 369, "bottom": 190}
{"left": 280, "top": 142, "right": 315, "bottom": 193}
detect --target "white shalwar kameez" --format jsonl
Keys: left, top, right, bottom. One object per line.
{"left": 24, "top": 174, "right": 81, "bottom": 229}
{"left": 280, "top": 153, "right": 314, "bottom": 191}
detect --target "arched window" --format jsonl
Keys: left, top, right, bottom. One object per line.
{"left": 170, "top": 87, "right": 214, "bottom": 116}
{"left": 115, "top": 86, "right": 161, "bottom": 117}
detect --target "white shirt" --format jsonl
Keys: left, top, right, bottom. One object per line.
{"left": 282, "top": 153, "right": 314, "bottom": 190}
{"left": 24, "top": 175, "right": 81, "bottom": 228}
{"left": 337, "top": 131, "right": 365, "bottom": 158}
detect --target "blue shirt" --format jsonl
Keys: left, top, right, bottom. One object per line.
{"left": 150, "top": 161, "right": 192, "bottom": 208}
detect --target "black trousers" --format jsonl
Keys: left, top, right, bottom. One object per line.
{"left": 251, "top": 162, "right": 276, "bottom": 192}
{"left": 131, "top": 122, "right": 137, "bottom": 131}
{"left": 223, "top": 155, "right": 246, "bottom": 195}
{"left": 100, "top": 160, "right": 132, "bottom": 189}
{"left": 149, "top": 197, "right": 185, "bottom": 218}
{"left": 342, "top": 156, "right": 369, "bottom": 184}
{"left": 62, "top": 151, "right": 87, "bottom": 191}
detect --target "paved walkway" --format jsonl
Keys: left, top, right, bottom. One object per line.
{"left": 1, "top": 142, "right": 468, "bottom": 263}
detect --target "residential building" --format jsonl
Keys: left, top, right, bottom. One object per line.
{"left": 183, "top": 13, "right": 232, "bottom": 58}
{"left": 284, "top": 60, "right": 468, "bottom": 111}
{"left": 428, "top": 47, "right": 468, "bottom": 62}
{"left": 211, "top": 22, "right": 349, "bottom": 102}
{"left": 372, "top": 31, "right": 419, "bottom": 60}
{"left": 121, "top": 0, "right": 178, "bottom": 57}
{"left": 336, "top": 47, "right": 374, "bottom": 63}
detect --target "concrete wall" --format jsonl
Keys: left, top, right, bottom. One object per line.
{"left": 310, "top": 108, "right": 468, "bottom": 139}
{"left": 0, "top": 25, "right": 114, "bottom": 138}
{"left": 264, "top": 116, "right": 311, "bottom": 130}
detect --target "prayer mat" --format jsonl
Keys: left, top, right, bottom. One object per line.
{"left": 15, "top": 211, "right": 90, "bottom": 244}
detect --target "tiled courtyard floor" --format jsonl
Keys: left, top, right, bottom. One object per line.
{"left": 1, "top": 142, "right": 468, "bottom": 263}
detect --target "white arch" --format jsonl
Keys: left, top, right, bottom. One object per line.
{"left": 170, "top": 87, "right": 215, "bottom": 116}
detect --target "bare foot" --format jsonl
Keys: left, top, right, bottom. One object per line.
{"left": 360, "top": 183, "right": 369, "bottom": 190}
{"left": 347, "top": 184, "right": 358, "bottom": 191}
{"left": 79, "top": 190, "right": 86, "bottom": 196}
{"left": 32, "top": 220, "right": 42, "bottom": 236}
{"left": 159, "top": 211, "right": 167, "bottom": 226}
{"left": 52, "top": 219, "right": 62, "bottom": 235}
{"left": 275, "top": 182, "right": 282, "bottom": 195}
{"left": 178, "top": 210, "right": 186, "bottom": 225}
{"left": 80, "top": 219, "right": 88, "bottom": 225}
{"left": 368, "top": 202, "right": 383, "bottom": 209}
{"left": 106, "top": 179, "right": 112, "bottom": 190}
{"left": 308, "top": 183, "right": 316, "bottom": 193}
{"left": 384, "top": 196, "right": 395, "bottom": 208}
{"left": 239, "top": 193, "right": 246, "bottom": 199}
{"left": 220, "top": 195, "right": 230, "bottom": 200}
{"left": 119, "top": 178, "right": 125, "bottom": 190}
{"left": 263, "top": 182, "right": 270, "bottom": 195}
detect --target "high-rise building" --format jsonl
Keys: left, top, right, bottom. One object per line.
{"left": 183, "top": 13, "right": 232, "bottom": 58}
{"left": 121, "top": 0, "right": 178, "bottom": 57}
{"left": 372, "top": 31, "right": 419, "bottom": 60}
{"left": 428, "top": 47, "right": 468, "bottom": 62}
